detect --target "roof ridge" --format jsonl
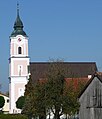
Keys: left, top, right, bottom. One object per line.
{"left": 30, "top": 62, "right": 96, "bottom": 64}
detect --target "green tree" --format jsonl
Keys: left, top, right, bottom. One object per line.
{"left": 22, "top": 76, "right": 36, "bottom": 117}
{"left": 62, "top": 79, "right": 80, "bottom": 115}
{"left": 45, "top": 61, "right": 66, "bottom": 119}
{"left": 23, "top": 60, "right": 84, "bottom": 119}
{"left": 23, "top": 77, "right": 46, "bottom": 119}
{"left": 0, "top": 96, "right": 5, "bottom": 111}
{"left": 33, "top": 81, "right": 46, "bottom": 119}
{"left": 16, "top": 96, "right": 25, "bottom": 109}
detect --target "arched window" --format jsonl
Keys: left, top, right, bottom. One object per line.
{"left": 18, "top": 47, "right": 22, "bottom": 54}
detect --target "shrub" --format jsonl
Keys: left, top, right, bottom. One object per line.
{"left": 0, "top": 96, "right": 5, "bottom": 108}
{"left": 16, "top": 96, "right": 25, "bottom": 109}
{"left": 0, "top": 114, "right": 28, "bottom": 119}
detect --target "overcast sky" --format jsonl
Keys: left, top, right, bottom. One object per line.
{"left": 0, "top": 0, "right": 102, "bottom": 92}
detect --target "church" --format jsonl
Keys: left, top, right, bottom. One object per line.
{"left": 9, "top": 4, "right": 99, "bottom": 118}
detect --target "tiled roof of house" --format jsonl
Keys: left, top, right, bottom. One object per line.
{"left": 30, "top": 62, "right": 97, "bottom": 81}
{"left": 65, "top": 77, "right": 89, "bottom": 90}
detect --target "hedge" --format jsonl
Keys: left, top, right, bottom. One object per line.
{"left": 0, "top": 114, "right": 28, "bottom": 119}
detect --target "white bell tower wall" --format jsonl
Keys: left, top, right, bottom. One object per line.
{"left": 9, "top": 35, "right": 30, "bottom": 114}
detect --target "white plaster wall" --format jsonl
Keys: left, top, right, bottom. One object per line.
{"left": 9, "top": 35, "right": 29, "bottom": 114}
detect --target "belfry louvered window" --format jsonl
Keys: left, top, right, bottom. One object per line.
{"left": 18, "top": 47, "right": 22, "bottom": 54}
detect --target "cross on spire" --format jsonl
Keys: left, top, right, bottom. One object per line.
{"left": 10, "top": 2, "right": 27, "bottom": 37}
{"left": 17, "top": 2, "right": 19, "bottom": 17}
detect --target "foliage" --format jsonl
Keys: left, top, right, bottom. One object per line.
{"left": 16, "top": 96, "right": 25, "bottom": 109}
{"left": 0, "top": 96, "right": 5, "bottom": 109}
{"left": 23, "top": 77, "right": 46, "bottom": 119}
{"left": 44, "top": 61, "right": 66, "bottom": 119}
{"left": 62, "top": 79, "right": 80, "bottom": 115}
{"left": 22, "top": 77, "right": 36, "bottom": 117}
{"left": 23, "top": 59, "right": 84, "bottom": 119}
{"left": 0, "top": 114, "right": 27, "bottom": 119}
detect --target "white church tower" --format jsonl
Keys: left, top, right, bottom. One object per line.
{"left": 9, "top": 4, "right": 30, "bottom": 113}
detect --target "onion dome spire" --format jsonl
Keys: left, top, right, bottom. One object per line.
{"left": 11, "top": 3, "right": 27, "bottom": 37}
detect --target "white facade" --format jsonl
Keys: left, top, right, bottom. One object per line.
{"left": 9, "top": 34, "right": 30, "bottom": 113}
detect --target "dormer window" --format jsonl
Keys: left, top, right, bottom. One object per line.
{"left": 18, "top": 47, "right": 22, "bottom": 54}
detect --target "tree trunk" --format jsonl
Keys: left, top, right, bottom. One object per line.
{"left": 54, "top": 107, "right": 60, "bottom": 119}
{"left": 39, "top": 108, "right": 46, "bottom": 119}
{"left": 39, "top": 115, "right": 46, "bottom": 119}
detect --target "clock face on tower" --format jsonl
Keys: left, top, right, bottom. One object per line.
{"left": 18, "top": 38, "right": 22, "bottom": 42}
